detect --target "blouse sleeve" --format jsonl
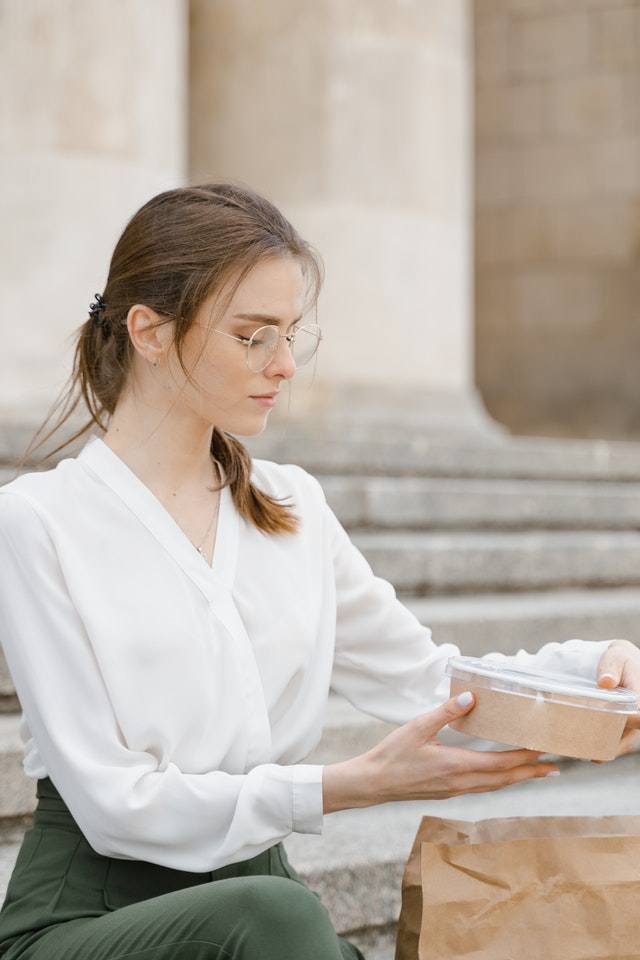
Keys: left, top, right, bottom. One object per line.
{"left": 324, "top": 494, "right": 609, "bottom": 726}
{"left": 0, "top": 491, "right": 324, "bottom": 872}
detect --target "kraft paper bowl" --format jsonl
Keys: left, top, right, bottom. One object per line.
{"left": 445, "top": 656, "right": 638, "bottom": 761}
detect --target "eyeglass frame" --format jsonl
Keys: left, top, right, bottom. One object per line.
{"left": 197, "top": 322, "right": 322, "bottom": 373}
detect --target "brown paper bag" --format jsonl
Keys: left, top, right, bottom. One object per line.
{"left": 395, "top": 815, "right": 640, "bottom": 960}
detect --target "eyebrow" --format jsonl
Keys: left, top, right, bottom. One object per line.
{"left": 232, "top": 313, "right": 302, "bottom": 328}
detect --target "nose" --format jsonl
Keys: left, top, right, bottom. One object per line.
{"left": 264, "top": 336, "right": 296, "bottom": 380}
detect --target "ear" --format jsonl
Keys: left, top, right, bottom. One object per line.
{"left": 126, "top": 304, "right": 172, "bottom": 366}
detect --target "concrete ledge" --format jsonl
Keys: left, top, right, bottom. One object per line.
{"left": 0, "top": 716, "right": 35, "bottom": 818}
{"left": 320, "top": 475, "right": 640, "bottom": 531}
{"left": 353, "top": 529, "right": 640, "bottom": 593}
{"left": 248, "top": 430, "right": 640, "bottom": 481}
{"left": 407, "top": 587, "right": 640, "bottom": 655}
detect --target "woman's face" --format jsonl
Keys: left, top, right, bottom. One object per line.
{"left": 165, "top": 256, "right": 306, "bottom": 437}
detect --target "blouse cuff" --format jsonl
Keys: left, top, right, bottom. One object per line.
{"left": 292, "top": 764, "right": 324, "bottom": 835}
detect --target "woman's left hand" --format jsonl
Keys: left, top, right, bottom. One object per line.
{"left": 597, "top": 639, "right": 640, "bottom": 755}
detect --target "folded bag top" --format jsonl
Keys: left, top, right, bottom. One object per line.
{"left": 396, "top": 814, "right": 640, "bottom": 960}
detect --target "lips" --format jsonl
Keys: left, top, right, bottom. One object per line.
{"left": 250, "top": 392, "right": 279, "bottom": 408}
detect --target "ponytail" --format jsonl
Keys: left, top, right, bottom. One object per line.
{"left": 211, "top": 429, "right": 298, "bottom": 535}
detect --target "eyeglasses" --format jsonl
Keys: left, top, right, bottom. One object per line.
{"left": 208, "top": 323, "right": 322, "bottom": 373}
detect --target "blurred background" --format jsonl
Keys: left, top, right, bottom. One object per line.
{"left": 474, "top": 0, "right": 640, "bottom": 440}
{"left": 2, "top": 0, "right": 638, "bottom": 442}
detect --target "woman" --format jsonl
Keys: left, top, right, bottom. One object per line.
{"left": 0, "top": 183, "right": 638, "bottom": 960}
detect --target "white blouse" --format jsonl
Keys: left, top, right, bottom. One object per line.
{"left": 0, "top": 438, "right": 607, "bottom": 871}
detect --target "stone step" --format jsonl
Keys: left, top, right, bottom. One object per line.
{"left": 7, "top": 448, "right": 640, "bottom": 495}
{"left": 0, "top": 648, "right": 17, "bottom": 711}
{"left": 9, "top": 448, "right": 640, "bottom": 510}
{"left": 406, "top": 587, "right": 640, "bottom": 656}
{"left": 319, "top": 475, "right": 640, "bottom": 531}
{"left": 0, "top": 715, "right": 36, "bottom": 819}
{"left": 247, "top": 429, "right": 640, "bottom": 481}
{"left": 352, "top": 529, "right": 640, "bottom": 594}
{"left": 3, "top": 751, "right": 638, "bottom": 959}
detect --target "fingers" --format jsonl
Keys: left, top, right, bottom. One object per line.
{"left": 597, "top": 643, "right": 640, "bottom": 741}
{"left": 464, "top": 745, "right": 555, "bottom": 777}
{"left": 615, "top": 727, "right": 640, "bottom": 756}
{"left": 597, "top": 638, "right": 637, "bottom": 689}
{"left": 592, "top": 724, "right": 640, "bottom": 763}
{"left": 440, "top": 690, "right": 476, "bottom": 718}
{"left": 416, "top": 744, "right": 560, "bottom": 800}
{"left": 412, "top": 691, "right": 475, "bottom": 740}
{"left": 452, "top": 746, "right": 560, "bottom": 793}
{"left": 597, "top": 643, "right": 624, "bottom": 688}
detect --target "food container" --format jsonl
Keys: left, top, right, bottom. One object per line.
{"left": 445, "top": 656, "right": 638, "bottom": 761}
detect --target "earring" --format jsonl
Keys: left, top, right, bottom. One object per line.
{"left": 150, "top": 357, "right": 160, "bottom": 368}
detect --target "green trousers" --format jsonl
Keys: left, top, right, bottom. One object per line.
{"left": 0, "top": 779, "right": 365, "bottom": 960}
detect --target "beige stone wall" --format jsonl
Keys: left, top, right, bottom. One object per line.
{"left": 0, "top": 0, "right": 187, "bottom": 422}
{"left": 474, "top": 0, "right": 640, "bottom": 439}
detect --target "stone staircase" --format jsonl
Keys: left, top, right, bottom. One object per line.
{"left": 3, "top": 425, "right": 640, "bottom": 958}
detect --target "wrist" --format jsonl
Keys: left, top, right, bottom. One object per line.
{"left": 322, "top": 753, "right": 381, "bottom": 814}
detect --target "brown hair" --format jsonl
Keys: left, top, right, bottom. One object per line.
{"left": 28, "top": 183, "right": 323, "bottom": 535}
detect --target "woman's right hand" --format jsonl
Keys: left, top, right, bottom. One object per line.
{"left": 321, "top": 691, "right": 560, "bottom": 814}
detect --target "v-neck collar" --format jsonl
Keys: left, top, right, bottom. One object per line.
{"left": 77, "top": 437, "right": 240, "bottom": 598}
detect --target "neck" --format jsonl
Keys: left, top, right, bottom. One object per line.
{"left": 103, "top": 395, "right": 217, "bottom": 497}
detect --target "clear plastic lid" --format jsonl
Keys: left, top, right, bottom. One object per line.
{"left": 445, "top": 656, "right": 639, "bottom": 714}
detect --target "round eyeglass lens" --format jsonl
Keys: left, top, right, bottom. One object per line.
{"left": 291, "top": 324, "right": 321, "bottom": 366}
{"left": 246, "top": 326, "right": 279, "bottom": 372}
{"left": 246, "top": 324, "right": 321, "bottom": 372}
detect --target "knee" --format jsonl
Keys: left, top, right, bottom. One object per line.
{"left": 228, "top": 875, "right": 339, "bottom": 951}
{"left": 236, "top": 875, "right": 328, "bottom": 929}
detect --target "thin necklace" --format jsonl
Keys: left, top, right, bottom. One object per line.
{"left": 195, "top": 494, "right": 220, "bottom": 563}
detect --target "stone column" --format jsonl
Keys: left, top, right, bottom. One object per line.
{"left": 0, "top": 0, "right": 187, "bottom": 425}
{"left": 474, "top": 0, "right": 640, "bottom": 441}
{"left": 190, "top": 0, "right": 496, "bottom": 435}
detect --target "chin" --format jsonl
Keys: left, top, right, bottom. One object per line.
{"left": 220, "top": 417, "right": 270, "bottom": 438}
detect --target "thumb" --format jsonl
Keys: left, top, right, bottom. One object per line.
{"left": 448, "top": 690, "right": 475, "bottom": 718}
{"left": 597, "top": 640, "right": 627, "bottom": 689}
{"left": 415, "top": 691, "right": 475, "bottom": 740}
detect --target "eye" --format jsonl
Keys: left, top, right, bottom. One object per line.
{"left": 248, "top": 326, "right": 280, "bottom": 349}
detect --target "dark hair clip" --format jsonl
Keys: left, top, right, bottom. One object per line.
{"left": 89, "top": 292, "right": 107, "bottom": 327}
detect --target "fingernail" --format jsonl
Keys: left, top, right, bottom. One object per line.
{"left": 457, "top": 691, "right": 473, "bottom": 707}
{"left": 546, "top": 770, "right": 560, "bottom": 777}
